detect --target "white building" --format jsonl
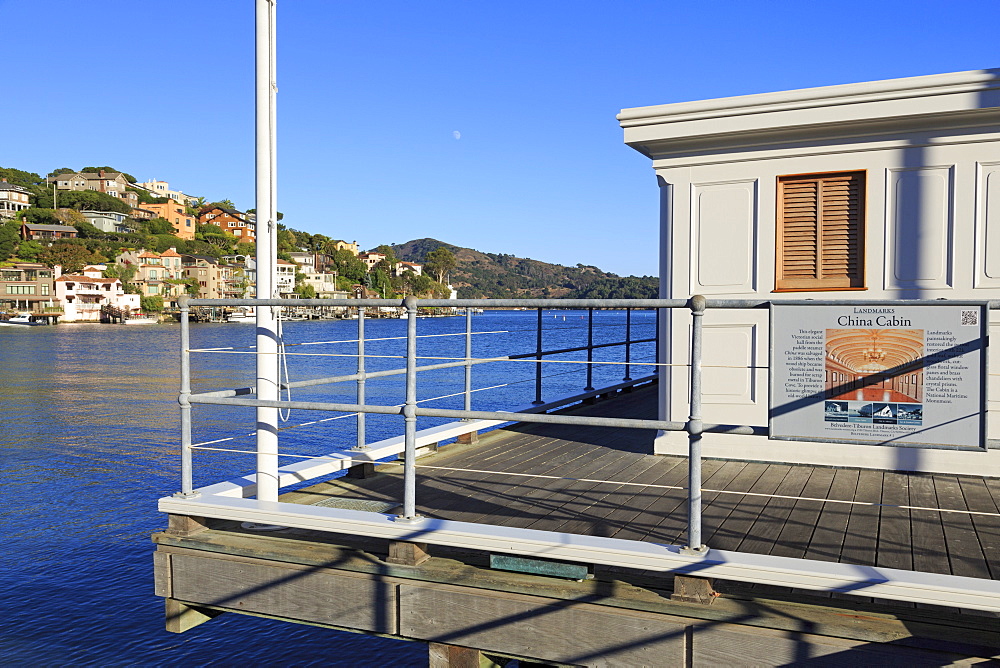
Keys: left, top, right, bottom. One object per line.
{"left": 620, "top": 69, "right": 1000, "bottom": 476}
{"left": 138, "top": 179, "right": 198, "bottom": 205}
{"left": 82, "top": 210, "right": 130, "bottom": 234}
{"left": 0, "top": 180, "right": 31, "bottom": 218}
{"left": 55, "top": 266, "right": 140, "bottom": 322}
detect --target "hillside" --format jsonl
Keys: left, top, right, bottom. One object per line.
{"left": 389, "top": 238, "right": 657, "bottom": 299}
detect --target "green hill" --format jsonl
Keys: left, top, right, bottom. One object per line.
{"left": 389, "top": 238, "right": 657, "bottom": 299}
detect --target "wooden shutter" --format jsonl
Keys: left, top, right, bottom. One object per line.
{"left": 776, "top": 171, "right": 865, "bottom": 291}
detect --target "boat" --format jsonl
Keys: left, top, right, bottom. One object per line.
{"left": 0, "top": 312, "right": 45, "bottom": 327}
{"left": 228, "top": 308, "right": 256, "bottom": 323}
{"left": 124, "top": 313, "right": 158, "bottom": 325}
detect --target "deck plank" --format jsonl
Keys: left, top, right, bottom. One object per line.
{"left": 933, "top": 476, "right": 991, "bottom": 580}
{"left": 876, "top": 472, "right": 912, "bottom": 571}
{"left": 907, "top": 474, "right": 949, "bottom": 576}
{"left": 957, "top": 477, "right": 1000, "bottom": 579}
{"left": 735, "top": 465, "right": 813, "bottom": 557}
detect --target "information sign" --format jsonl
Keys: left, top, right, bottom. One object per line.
{"left": 770, "top": 303, "right": 986, "bottom": 448}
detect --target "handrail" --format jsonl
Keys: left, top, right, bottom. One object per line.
{"left": 170, "top": 295, "right": 999, "bottom": 612}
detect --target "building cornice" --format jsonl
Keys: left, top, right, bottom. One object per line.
{"left": 620, "top": 69, "right": 1000, "bottom": 159}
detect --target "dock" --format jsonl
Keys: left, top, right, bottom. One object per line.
{"left": 154, "top": 383, "right": 1000, "bottom": 666}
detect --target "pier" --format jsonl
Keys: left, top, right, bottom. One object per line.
{"left": 155, "top": 297, "right": 1000, "bottom": 666}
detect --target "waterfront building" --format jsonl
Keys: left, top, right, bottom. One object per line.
{"left": 619, "top": 68, "right": 1000, "bottom": 476}
{"left": 0, "top": 179, "right": 31, "bottom": 218}
{"left": 54, "top": 271, "right": 138, "bottom": 322}
{"left": 276, "top": 258, "right": 296, "bottom": 296}
{"left": 0, "top": 262, "right": 55, "bottom": 311}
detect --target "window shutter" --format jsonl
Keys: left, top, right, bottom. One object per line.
{"left": 776, "top": 171, "right": 865, "bottom": 290}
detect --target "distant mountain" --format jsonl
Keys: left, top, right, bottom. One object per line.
{"left": 389, "top": 238, "right": 657, "bottom": 299}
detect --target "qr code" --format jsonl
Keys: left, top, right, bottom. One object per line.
{"left": 961, "top": 310, "right": 978, "bottom": 326}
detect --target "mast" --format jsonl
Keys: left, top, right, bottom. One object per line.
{"left": 255, "top": 0, "right": 280, "bottom": 502}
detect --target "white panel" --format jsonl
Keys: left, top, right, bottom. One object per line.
{"left": 979, "top": 163, "right": 1000, "bottom": 284}
{"left": 887, "top": 166, "right": 953, "bottom": 289}
{"left": 692, "top": 180, "right": 756, "bottom": 293}
{"left": 703, "top": 324, "right": 756, "bottom": 405}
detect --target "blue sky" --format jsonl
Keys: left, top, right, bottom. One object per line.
{"left": 4, "top": 1, "right": 998, "bottom": 276}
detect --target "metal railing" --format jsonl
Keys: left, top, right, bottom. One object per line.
{"left": 165, "top": 295, "right": 1000, "bottom": 612}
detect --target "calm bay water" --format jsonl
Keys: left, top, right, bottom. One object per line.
{"left": 1, "top": 311, "right": 655, "bottom": 665}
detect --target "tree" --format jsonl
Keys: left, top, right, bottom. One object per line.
{"left": 330, "top": 248, "right": 367, "bottom": 282}
{"left": 16, "top": 240, "right": 44, "bottom": 262}
{"left": 374, "top": 244, "right": 398, "bottom": 266}
{"left": 424, "top": 246, "right": 457, "bottom": 283}
{"left": 47, "top": 167, "right": 76, "bottom": 177}
{"left": 34, "top": 189, "right": 131, "bottom": 213}
{"left": 145, "top": 217, "right": 175, "bottom": 235}
{"left": 39, "top": 241, "right": 99, "bottom": 273}
{"left": 295, "top": 283, "right": 317, "bottom": 299}
{"left": 0, "top": 167, "right": 44, "bottom": 187}
{"left": 141, "top": 295, "right": 164, "bottom": 312}
{"left": 20, "top": 208, "right": 61, "bottom": 225}
{"left": 0, "top": 223, "right": 18, "bottom": 261}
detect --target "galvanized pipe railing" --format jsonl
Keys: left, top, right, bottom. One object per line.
{"left": 402, "top": 296, "right": 419, "bottom": 520}
{"left": 684, "top": 295, "right": 706, "bottom": 553}
{"left": 176, "top": 294, "right": 196, "bottom": 498}
{"left": 353, "top": 307, "right": 367, "bottom": 451}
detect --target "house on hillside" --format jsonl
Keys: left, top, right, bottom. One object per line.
{"left": 329, "top": 239, "right": 359, "bottom": 255}
{"left": 137, "top": 179, "right": 197, "bottom": 205}
{"left": 619, "top": 68, "right": 1000, "bottom": 475}
{"left": 81, "top": 210, "right": 130, "bottom": 234}
{"left": 198, "top": 205, "right": 255, "bottom": 242}
{"left": 358, "top": 251, "right": 386, "bottom": 271}
{"left": 143, "top": 201, "right": 194, "bottom": 240}
{"left": 20, "top": 223, "right": 77, "bottom": 241}
{"left": 116, "top": 248, "right": 186, "bottom": 307}
{"left": 46, "top": 171, "right": 138, "bottom": 206}
{"left": 0, "top": 179, "right": 31, "bottom": 218}
{"left": 395, "top": 261, "right": 423, "bottom": 277}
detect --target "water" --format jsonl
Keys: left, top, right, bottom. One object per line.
{"left": 1, "top": 310, "right": 655, "bottom": 665}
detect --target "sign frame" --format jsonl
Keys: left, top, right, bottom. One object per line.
{"left": 768, "top": 301, "right": 989, "bottom": 451}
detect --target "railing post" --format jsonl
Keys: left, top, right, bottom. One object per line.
{"left": 684, "top": 295, "right": 707, "bottom": 554}
{"left": 400, "top": 296, "right": 421, "bottom": 521}
{"left": 352, "top": 307, "right": 367, "bottom": 451}
{"left": 623, "top": 307, "right": 632, "bottom": 382}
{"left": 464, "top": 308, "right": 473, "bottom": 414}
{"left": 175, "top": 295, "right": 197, "bottom": 498}
{"left": 532, "top": 307, "right": 544, "bottom": 405}
{"left": 584, "top": 307, "right": 595, "bottom": 391}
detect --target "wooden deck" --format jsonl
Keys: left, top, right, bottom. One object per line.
{"left": 286, "top": 384, "right": 1000, "bottom": 592}
{"left": 155, "top": 383, "right": 1000, "bottom": 663}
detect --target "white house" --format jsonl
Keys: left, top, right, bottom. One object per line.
{"left": 620, "top": 68, "right": 1000, "bottom": 476}
{"left": 55, "top": 267, "right": 140, "bottom": 322}
{"left": 82, "top": 210, "right": 130, "bottom": 234}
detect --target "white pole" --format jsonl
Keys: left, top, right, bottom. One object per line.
{"left": 255, "top": 0, "right": 280, "bottom": 502}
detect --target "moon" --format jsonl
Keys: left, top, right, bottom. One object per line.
{"left": 452, "top": 130, "right": 461, "bottom": 140}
